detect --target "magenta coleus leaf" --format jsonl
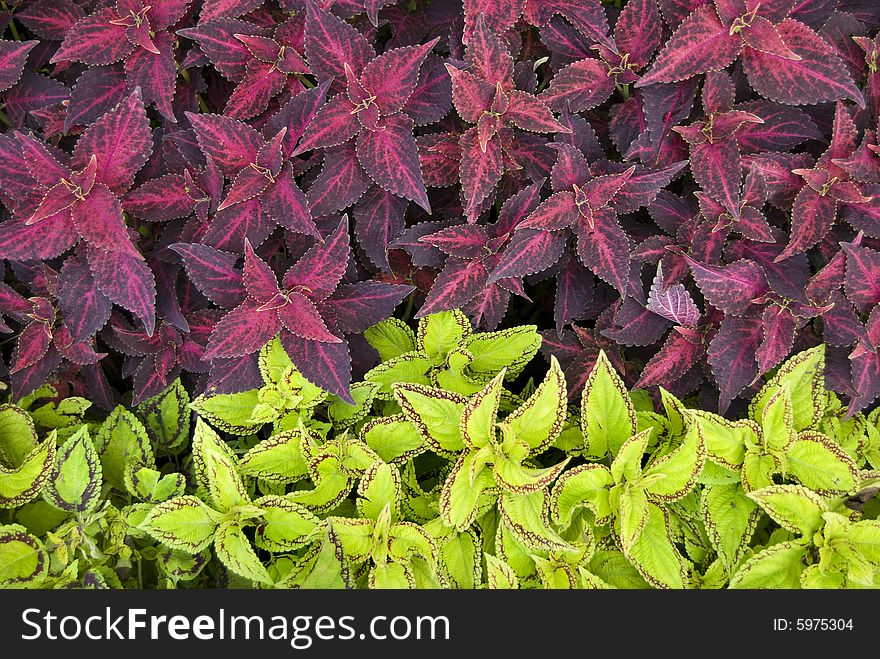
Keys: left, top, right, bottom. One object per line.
{"left": 0, "top": 40, "right": 37, "bottom": 94}
{"left": 646, "top": 262, "right": 700, "bottom": 327}
{"left": 842, "top": 242, "right": 880, "bottom": 312}
{"left": 635, "top": 328, "right": 705, "bottom": 389}
{"left": 169, "top": 243, "right": 246, "bottom": 309}
{"left": 685, "top": 256, "right": 769, "bottom": 316}
{"left": 708, "top": 314, "right": 764, "bottom": 412}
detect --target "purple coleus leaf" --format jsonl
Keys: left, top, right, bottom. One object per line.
{"left": 646, "top": 262, "right": 700, "bottom": 327}
{"left": 635, "top": 326, "right": 706, "bottom": 389}
{"left": 0, "top": 40, "right": 37, "bottom": 94}
{"left": 842, "top": 242, "right": 880, "bottom": 312}
{"left": 684, "top": 254, "right": 769, "bottom": 316}
{"left": 708, "top": 314, "right": 764, "bottom": 413}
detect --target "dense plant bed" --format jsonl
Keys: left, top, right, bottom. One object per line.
{"left": 1, "top": 322, "right": 879, "bottom": 589}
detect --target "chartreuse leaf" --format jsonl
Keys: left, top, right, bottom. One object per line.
{"left": 394, "top": 383, "right": 467, "bottom": 454}
{"left": 125, "top": 465, "right": 185, "bottom": 502}
{"left": 0, "top": 524, "right": 47, "bottom": 588}
{"left": 417, "top": 310, "right": 470, "bottom": 365}
{"left": 143, "top": 495, "right": 220, "bottom": 553}
{"left": 281, "top": 527, "right": 352, "bottom": 589}
{"left": 0, "top": 432, "right": 56, "bottom": 509}
{"left": 359, "top": 414, "right": 425, "bottom": 463}
{"left": 498, "top": 490, "right": 570, "bottom": 552}
{"left": 550, "top": 464, "right": 613, "bottom": 528}
{"left": 287, "top": 452, "right": 353, "bottom": 512}
{"left": 461, "top": 372, "right": 504, "bottom": 449}
{"left": 759, "top": 386, "right": 796, "bottom": 452}
{"left": 389, "top": 522, "right": 436, "bottom": 563}
{"left": 137, "top": 379, "right": 190, "bottom": 454}
{"left": 611, "top": 429, "right": 651, "bottom": 485}
{"left": 253, "top": 495, "right": 322, "bottom": 552}
{"left": 844, "top": 520, "right": 880, "bottom": 568}
{"left": 741, "top": 452, "right": 781, "bottom": 492}
{"left": 485, "top": 553, "right": 519, "bottom": 588}
{"left": 366, "top": 352, "right": 433, "bottom": 397}
{"left": 328, "top": 517, "right": 375, "bottom": 563}
{"left": 660, "top": 388, "right": 687, "bottom": 439}
{"left": 747, "top": 485, "right": 827, "bottom": 537}
{"left": 0, "top": 405, "right": 38, "bottom": 467}
{"left": 191, "top": 389, "right": 261, "bottom": 435}
{"left": 501, "top": 356, "right": 566, "bottom": 453}
{"left": 701, "top": 484, "right": 759, "bottom": 571}
{"left": 581, "top": 351, "right": 637, "bottom": 457}
{"left": 625, "top": 504, "right": 687, "bottom": 589}
{"left": 370, "top": 561, "right": 415, "bottom": 588}
{"left": 214, "top": 521, "right": 273, "bottom": 585}
{"left": 785, "top": 431, "right": 858, "bottom": 494}
{"left": 750, "top": 345, "right": 825, "bottom": 432}
{"left": 617, "top": 485, "right": 650, "bottom": 552}
{"left": 643, "top": 423, "right": 705, "bottom": 502}
{"left": 588, "top": 550, "right": 650, "bottom": 589}
{"left": 44, "top": 427, "right": 102, "bottom": 514}
{"left": 466, "top": 326, "right": 541, "bottom": 379}
{"left": 436, "top": 528, "right": 481, "bottom": 588}
{"left": 493, "top": 457, "right": 570, "bottom": 495}
{"left": 239, "top": 428, "right": 311, "bottom": 484}
{"left": 683, "top": 409, "right": 754, "bottom": 469}
{"left": 357, "top": 460, "right": 402, "bottom": 522}
{"left": 365, "top": 318, "right": 417, "bottom": 361}
{"left": 95, "top": 406, "right": 154, "bottom": 491}
{"left": 258, "top": 336, "right": 293, "bottom": 385}
{"left": 729, "top": 541, "right": 807, "bottom": 588}
{"left": 192, "top": 419, "right": 249, "bottom": 513}
{"left": 328, "top": 382, "right": 380, "bottom": 428}
{"left": 440, "top": 451, "right": 496, "bottom": 530}
{"left": 29, "top": 397, "right": 90, "bottom": 438}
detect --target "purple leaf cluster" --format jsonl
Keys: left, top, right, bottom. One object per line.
{"left": 0, "top": 0, "right": 879, "bottom": 416}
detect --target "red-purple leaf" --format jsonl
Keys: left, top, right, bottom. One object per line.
{"left": 601, "top": 296, "right": 673, "bottom": 346}
{"left": 554, "top": 255, "right": 594, "bottom": 334}
{"left": 0, "top": 213, "right": 78, "bottom": 261}
{"left": 186, "top": 112, "right": 262, "bottom": 176}
{"left": 203, "top": 198, "right": 273, "bottom": 251}
{"left": 70, "top": 184, "right": 134, "bottom": 254}
{"left": 594, "top": 160, "right": 689, "bottom": 213}
{"left": 261, "top": 165, "right": 318, "bottom": 238}
{"left": 734, "top": 99, "right": 822, "bottom": 152}
{"left": 224, "top": 61, "right": 287, "bottom": 120}
{"left": 124, "top": 175, "right": 196, "bottom": 222}
{"left": 635, "top": 328, "right": 705, "bottom": 388}
{"left": 0, "top": 40, "right": 36, "bottom": 94}
{"left": 304, "top": 0, "right": 375, "bottom": 82}
{"left": 51, "top": 8, "right": 132, "bottom": 65}
{"left": 422, "top": 224, "right": 490, "bottom": 259}
{"left": 614, "top": 0, "right": 663, "bottom": 68}
{"left": 489, "top": 229, "right": 567, "bottom": 282}
{"left": 708, "top": 314, "right": 763, "bottom": 412}
{"left": 687, "top": 138, "right": 742, "bottom": 216}
{"left": 87, "top": 246, "right": 157, "bottom": 335}
{"left": 464, "top": 13, "right": 515, "bottom": 86}
{"left": 204, "top": 299, "right": 281, "bottom": 359}
{"left": 125, "top": 31, "right": 178, "bottom": 122}
{"left": 266, "top": 80, "right": 332, "bottom": 157}
{"left": 178, "top": 18, "right": 266, "bottom": 81}
{"left": 505, "top": 91, "right": 567, "bottom": 133}
{"left": 283, "top": 216, "right": 350, "bottom": 301}
{"left": 685, "top": 256, "right": 768, "bottom": 316}
{"left": 402, "top": 55, "right": 452, "bottom": 127}
{"left": 353, "top": 186, "right": 408, "bottom": 272}
{"left": 541, "top": 58, "right": 616, "bottom": 112}
{"left": 307, "top": 141, "right": 372, "bottom": 215}
{"left": 776, "top": 185, "right": 838, "bottom": 261}
{"left": 417, "top": 257, "right": 490, "bottom": 317}
{"left": 756, "top": 305, "right": 799, "bottom": 374}
{"left": 323, "top": 282, "right": 413, "bottom": 334}
{"left": 277, "top": 291, "right": 340, "bottom": 343}
{"left": 65, "top": 66, "right": 128, "bottom": 133}
{"left": 16, "top": 0, "right": 84, "bottom": 40}
{"left": 447, "top": 64, "right": 495, "bottom": 123}
{"left": 169, "top": 243, "right": 246, "bottom": 309}
{"left": 576, "top": 207, "right": 631, "bottom": 294}
{"left": 842, "top": 242, "right": 880, "bottom": 312}
{"left": 199, "top": 0, "right": 265, "bottom": 23}
{"left": 281, "top": 331, "right": 353, "bottom": 402}
{"left": 820, "top": 291, "right": 864, "bottom": 347}
{"left": 10, "top": 323, "right": 51, "bottom": 374}
{"left": 360, "top": 38, "right": 439, "bottom": 115}
{"left": 647, "top": 263, "right": 700, "bottom": 327}
{"left": 242, "top": 240, "right": 281, "bottom": 304}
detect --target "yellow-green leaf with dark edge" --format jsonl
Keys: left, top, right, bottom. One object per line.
{"left": 326, "top": 516, "right": 375, "bottom": 563}
{"left": 581, "top": 350, "right": 637, "bottom": 458}
{"left": 760, "top": 386, "right": 796, "bottom": 452}
{"left": 253, "top": 495, "right": 322, "bottom": 552}
{"left": 0, "top": 432, "right": 56, "bottom": 509}
{"left": 701, "top": 483, "right": 760, "bottom": 571}
{"left": 364, "top": 317, "right": 417, "bottom": 361}
{"left": 328, "top": 382, "right": 380, "bottom": 429}
{"left": 749, "top": 345, "right": 825, "bottom": 432}
{"left": 394, "top": 383, "right": 467, "bottom": 454}
{"left": 359, "top": 414, "right": 425, "bottom": 464}
{"left": 356, "top": 460, "right": 402, "bottom": 522}
{"left": 239, "top": 428, "right": 311, "bottom": 484}
{"left": 214, "top": 521, "right": 273, "bottom": 585}
{"left": 438, "top": 529, "right": 481, "bottom": 588}
{"left": 416, "top": 309, "right": 471, "bottom": 365}
{"left": 588, "top": 550, "right": 650, "bottom": 589}
{"left": 191, "top": 389, "right": 261, "bottom": 435}
{"left": 611, "top": 429, "right": 651, "bottom": 485}
{"left": 785, "top": 432, "right": 858, "bottom": 495}
{"left": 461, "top": 371, "right": 505, "bottom": 449}
{"left": 365, "top": 351, "right": 433, "bottom": 398}
{"left": 137, "top": 379, "right": 190, "bottom": 454}
{"left": 484, "top": 552, "right": 519, "bottom": 589}
{"left": 498, "top": 490, "right": 571, "bottom": 552}
{"left": 285, "top": 527, "right": 353, "bottom": 589}
{"left": 741, "top": 451, "right": 781, "bottom": 492}
{"left": 729, "top": 541, "right": 807, "bottom": 588}
{"left": 493, "top": 457, "right": 570, "bottom": 495}
{"left": 370, "top": 561, "right": 416, "bottom": 589}
{"left": 465, "top": 325, "right": 541, "bottom": 379}
{"left": 617, "top": 484, "right": 650, "bottom": 552}
{"left": 683, "top": 409, "right": 754, "bottom": 469}
{"left": 624, "top": 504, "right": 687, "bottom": 589}
{"left": 550, "top": 463, "right": 613, "bottom": 528}
{"left": 94, "top": 405, "right": 154, "bottom": 491}
{"left": 439, "top": 451, "right": 496, "bottom": 531}
{"left": 390, "top": 522, "right": 436, "bottom": 563}
{"left": 287, "top": 453, "right": 354, "bottom": 513}
{"left": 746, "top": 485, "right": 827, "bottom": 537}
{"left": 0, "top": 524, "right": 47, "bottom": 588}
{"left": 643, "top": 423, "right": 706, "bottom": 502}
{"left": 192, "top": 419, "right": 249, "bottom": 513}
{"left": 0, "top": 404, "right": 39, "bottom": 466}
{"left": 44, "top": 428, "right": 102, "bottom": 514}
{"left": 500, "top": 356, "right": 566, "bottom": 453}
{"left": 142, "top": 495, "right": 220, "bottom": 553}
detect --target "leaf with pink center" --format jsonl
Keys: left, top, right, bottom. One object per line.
{"left": 293, "top": 93, "right": 363, "bottom": 155}
{"left": 402, "top": 55, "right": 453, "bottom": 127}
{"left": 685, "top": 256, "right": 768, "bottom": 316}
{"left": 464, "top": 14, "right": 514, "bottom": 87}
{"left": 281, "top": 331, "right": 353, "bottom": 402}
{"left": 505, "top": 91, "right": 568, "bottom": 134}
{"left": 0, "top": 40, "right": 37, "bottom": 94}
{"left": 16, "top": 0, "right": 84, "bottom": 40}
{"left": 686, "top": 138, "right": 742, "bottom": 217}
{"left": 447, "top": 65, "right": 496, "bottom": 123}
{"left": 125, "top": 31, "right": 177, "bottom": 122}
{"left": 242, "top": 241, "right": 281, "bottom": 304}
{"left": 741, "top": 19, "right": 864, "bottom": 107}
{"left": 843, "top": 242, "right": 880, "bottom": 312}
{"left": 353, "top": 186, "right": 408, "bottom": 272}
{"left": 553, "top": 255, "right": 593, "bottom": 334}
{"left": 541, "top": 58, "right": 616, "bottom": 112}
{"left": 708, "top": 314, "right": 763, "bottom": 412}
{"left": 594, "top": 160, "right": 689, "bottom": 213}
{"left": 204, "top": 299, "right": 282, "bottom": 359}
{"left": 756, "top": 305, "right": 800, "bottom": 374}
{"left": 775, "top": 185, "right": 838, "bottom": 261}
{"left": 87, "top": 246, "right": 156, "bottom": 335}
{"left": 636, "top": 6, "right": 741, "bottom": 87}
{"left": 10, "top": 322, "right": 52, "bottom": 374}
{"left": 169, "top": 243, "right": 246, "bottom": 309}
{"left": 70, "top": 184, "right": 136, "bottom": 254}
{"left": 525, "top": 0, "right": 615, "bottom": 51}
{"left": 733, "top": 99, "right": 822, "bottom": 152}
{"left": 635, "top": 328, "right": 705, "bottom": 389}
{"left": 224, "top": 61, "right": 287, "bottom": 120}
{"left": 0, "top": 213, "right": 78, "bottom": 261}
{"left": 601, "top": 297, "right": 673, "bottom": 346}
{"left": 199, "top": 0, "right": 265, "bottom": 23}
{"left": 741, "top": 16, "right": 801, "bottom": 60}
{"left": 124, "top": 175, "right": 197, "bottom": 222}
{"left": 416, "top": 257, "right": 490, "bottom": 317}
{"left": 186, "top": 112, "right": 262, "bottom": 176}
{"left": 488, "top": 229, "right": 567, "bottom": 282}
{"left": 360, "top": 38, "right": 439, "bottom": 115}
{"left": 422, "top": 224, "right": 491, "bottom": 259}
{"left": 178, "top": 18, "right": 267, "bottom": 81}
{"left": 576, "top": 207, "right": 631, "bottom": 295}
{"left": 322, "top": 282, "right": 413, "bottom": 334}
{"left": 307, "top": 141, "right": 372, "bottom": 215}
{"left": 647, "top": 263, "right": 700, "bottom": 327}
{"left": 261, "top": 165, "right": 319, "bottom": 238}
{"left": 550, "top": 143, "right": 589, "bottom": 192}
{"left": 277, "top": 292, "right": 340, "bottom": 343}
{"left": 283, "top": 217, "right": 351, "bottom": 302}
{"left": 304, "top": 0, "right": 375, "bottom": 82}
{"left": 614, "top": 0, "right": 662, "bottom": 68}
{"left": 266, "top": 80, "right": 332, "bottom": 157}
{"left": 202, "top": 198, "right": 274, "bottom": 251}
{"left": 218, "top": 165, "right": 273, "bottom": 212}
{"left": 51, "top": 8, "right": 132, "bottom": 65}
{"left": 820, "top": 291, "right": 864, "bottom": 347}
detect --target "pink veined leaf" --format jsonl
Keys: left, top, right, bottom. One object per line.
{"left": 281, "top": 331, "right": 353, "bottom": 402}
{"left": 740, "top": 16, "right": 802, "bottom": 60}
{"left": 741, "top": 19, "right": 865, "bottom": 108}
{"left": 806, "top": 243, "right": 850, "bottom": 304}
{"left": 261, "top": 165, "right": 319, "bottom": 238}
{"left": 464, "top": 13, "right": 515, "bottom": 87}
{"left": 685, "top": 256, "right": 769, "bottom": 316}
{"left": 820, "top": 291, "right": 864, "bottom": 347}
{"left": 848, "top": 346, "right": 880, "bottom": 417}
{"left": 686, "top": 137, "right": 743, "bottom": 217}
{"left": 708, "top": 314, "right": 763, "bottom": 412}
{"left": 293, "top": 93, "right": 363, "bottom": 155}
{"left": 242, "top": 240, "right": 281, "bottom": 304}
{"left": 71, "top": 90, "right": 152, "bottom": 195}
{"left": 353, "top": 186, "right": 408, "bottom": 272}
{"left": 322, "top": 282, "right": 414, "bottom": 334}
{"left": 818, "top": 101, "right": 859, "bottom": 174}
{"left": 655, "top": 0, "right": 709, "bottom": 28}
{"left": 277, "top": 292, "right": 340, "bottom": 343}
{"left": 447, "top": 64, "right": 497, "bottom": 123}
{"left": 464, "top": 283, "right": 511, "bottom": 330}
{"left": 756, "top": 304, "right": 800, "bottom": 374}
{"left": 204, "top": 299, "right": 282, "bottom": 359}
{"left": 550, "top": 143, "right": 590, "bottom": 192}
{"left": 0, "top": 40, "right": 37, "bottom": 94}
{"left": 87, "top": 246, "right": 157, "bottom": 336}
{"left": 576, "top": 207, "right": 631, "bottom": 295}
{"left": 416, "top": 257, "right": 490, "bottom": 317}
{"left": 614, "top": 0, "right": 663, "bottom": 68}
{"left": 199, "top": 0, "right": 265, "bottom": 23}
{"left": 124, "top": 175, "right": 196, "bottom": 222}
{"left": 459, "top": 127, "right": 504, "bottom": 221}
{"left": 541, "top": 58, "right": 616, "bottom": 112}
{"left": 185, "top": 112, "right": 262, "bottom": 176}
{"left": 636, "top": 5, "right": 741, "bottom": 87}
{"left": 833, "top": 131, "right": 880, "bottom": 184}
{"left": 842, "top": 242, "right": 880, "bottom": 312}
{"left": 422, "top": 224, "right": 491, "bottom": 259}
{"left": 640, "top": 79, "right": 700, "bottom": 149}
{"left": 307, "top": 141, "right": 372, "bottom": 215}
{"left": 601, "top": 297, "right": 673, "bottom": 347}
{"left": 733, "top": 99, "right": 822, "bottom": 152}
{"left": 402, "top": 55, "right": 453, "bottom": 127}
{"left": 554, "top": 255, "right": 594, "bottom": 334}
{"left": 464, "top": 0, "right": 526, "bottom": 43}
{"left": 525, "top": 0, "right": 616, "bottom": 51}
{"left": 841, "top": 191, "right": 880, "bottom": 238}
{"left": 54, "top": 325, "right": 106, "bottom": 366}
{"left": 217, "top": 165, "right": 273, "bottom": 211}
{"left": 204, "top": 354, "right": 261, "bottom": 395}
{"left": 16, "top": 0, "right": 84, "bottom": 40}
{"left": 266, "top": 79, "right": 332, "bottom": 157}
{"left": 2, "top": 71, "right": 70, "bottom": 126}
{"left": 304, "top": 0, "right": 375, "bottom": 83}
{"left": 495, "top": 179, "right": 546, "bottom": 234}
{"left": 65, "top": 66, "right": 129, "bottom": 133}
{"left": 69, "top": 183, "right": 137, "bottom": 254}
{"left": 178, "top": 18, "right": 267, "bottom": 82}
{"left": 417, "top": 133, "right": 461, "bottom": 188}
{"left": 356, "top": 114, "right": 430, "bottom": 213}
{"left": 51, "top": 8, "right": 132, "bottom": 65}
{"left": 488, "top": 229, "right": 567, "bottom": 282}
{"left": 360, "top": 38, "right": 440, "bottom": 115}
{"left": 556, "top": 103, "right": 603, "bottom": 162}
{"left": 647, "top": 263, "right": 700, "bottom": 327}
{"left": 0, "top": 213, "right": 78, "bottom": 261}
{"left": 596, "top": 160, "right": 690, "bottom": 214}
{"left": 775, "top": 185, "right": 838, "bottom": 261}
{"left": 283, "top": 217, "right": 351, "bottom": 302}
{"left": 202, "top": 198, "right": 274, "bottom": 251}
{"left": 10, "top": 322, "right": 52, "bottom": 374}
{"left": 169, "top": 243, "right": 246, "bottom": 309}
{"left": 518, "top": 192, "right": 578, "bottom": 231}
{"left": 702, "top": 71, "right": 736, "bottom": 115}
{"left": 505, "top": 91, "right": 568, "bottom": 134}
{"left": 635, "top": 329, "right": 705, "bottom": 389}
{"left": 581, "top": 168, "right": 637, "bottom": 211}
{"left": 224, "top": 60, "right": 287, "bottom": 120}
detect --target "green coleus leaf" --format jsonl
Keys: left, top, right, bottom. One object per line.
{"left": 356, "top": 460, "right": 402, "bottom": 522}
{"left": 370, "top": 560, "right": 416, "bottom": 589}
{"left": 550, "top": 464, "right": 613, "bottom": 528}
{"left": 214, "top": 521, "right": 273, "bottom": 585}
{"left": 624, "top": 504, "right": 687, "bottom": 589}
{"left": 136, "top": 379, "right": 190, "bottom": 454}
{"left": 389, "top": 521, "right": 436, "bottom": 563}
{"left": 359, "top": 414, "right": 425, "bottom": 464}
{"left": 578, "top": 567, "right": 615, "bottom": 589}
{"left": 465, "top": 325, "right": 540, "bottom": 380}
{"left": 327, "top": 517, "right": 375, "bottom": 563}
{"left": 493, "top": 456, "right": 570, "bottom": 495}
{"left": 191, "top": 389, "right": 261, "bottom": 435}
{"left": 461, "top": 372, "right": 504, "bottom": 449}
{"left": 534, "top": 557, "right": 580, "bottom": 589}
{"left": 394, "top": 383, "right": 467, "bottom": 454}
{"left": 366, "top": 352, "right": 433, "bottom": 398}
{"left": 759, "top": 386, "right": 796, "bottom": 453}
{"left": 588, "top": 550, "right": 650, "bottom": 589}
{"left": 659, "top": 388, "right": 687, "bottom": 438}
{"left": 281, "top": 527, "right": 352, "bottom": 589}
{"left": 158, "top": 547, "right": 210, "bottom": 583}
{"left": 0, "top": 432, "right": 56, "bottom": 509}
{"left": 437, "top": 528, "right": 481, "bottom": 589}
{"left": 844, "top": 520, "right": 880, "bottom": 568}
{"left": 0, "top": 524, "right": 47, "bottom": 588}
{"left": 785, "top": 432, "right": 859, "bottom": 495}
{"left": 500, "top": 356, "right": 566, "bottom": 453}
{"left": 484, "top": 552, "right": 519, "bottom": 589}
{"left": 95, "top": 405, "right": 154, "bottom": 491}
{"left": 0, "top": 404, "right": 39, "bottom": 466}
{"left": 328, "top": 382, "right": 380, "bottom": 429}
{"left": 253, "top": 495, "right": 322, "bottom": 552}
{"left": 747, "top": 485, "right": 827, "bottom": 537}
{"left": 239, "top": 428, "right": 311, "bottom": 484}
{"left": 701, "top": 483, "right": 760, "bottom": 571}
{"left": 495, "top": 519, "right": 538, "bottom": 583}
{"left": 418, "top": 309, "right": 471, "bottom": 365}
{"left": 440, "top": 450, "right": 497, "bottom": 531}
{"left": 365, "top": 317, "right": 417, "bottom": 361}
{"left": 498, "top": 490, "right": 571, "bottom": 552}
{"left": 287, "top": 452, "right": 354, "bottom": 512}
{"left": 258, "top": 336, "right": 293, "bottom": 385}
{"left": 581, "top": 351, "right": 637, "bottom": 458}
{"left": 44, "top": 427, "right": 102, "bottom": 514}
{"left": 683, "top": 409, "right": 754, "bottom": 470}
{"left": 642, "top": 423, "right": 706, "bottom": 502}
{"left": 125, "top": 465, "right": 186, "bottom": 503}
{"left": 741, "top": 451, "right": 782, "bottom": 492}
{"left": 192, "top": 419, "right": 249, "bottom": 513}
{"left": 800, "top": 564, "right": 846, "bottom": 589}
{"left": 617, "top": 484, "right": 650, "bottom": 552}
{"left": 29, "top": 397, "right": 90, "bottom": 437}
{"left": 729, "top": 541, "right": 807, "bottom": 588}
{"left": 142, "top": 495, "right": 220, "bottom": 553}
{"left": 611, "top": 429, "right": 651, "bottom": 484}
{"left": 750, "top": 345, "right": 825, "bottom": 432}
